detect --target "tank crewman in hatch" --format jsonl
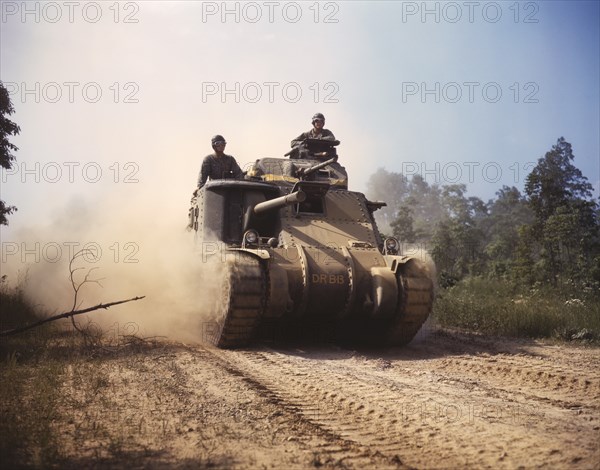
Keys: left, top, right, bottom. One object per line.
{"left": 290, "top": 113, "right": 336, "bottom": 148}
{"left": 197, "top": 135, "right": 244, "bottom": 190}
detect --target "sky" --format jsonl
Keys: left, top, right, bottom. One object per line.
{"left": 0, "top": 1, "right": 599, "bottom": 328}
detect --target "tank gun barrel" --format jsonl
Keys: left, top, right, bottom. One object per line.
{"left": 253, "top": 190, "right": 306, "bottom": 215}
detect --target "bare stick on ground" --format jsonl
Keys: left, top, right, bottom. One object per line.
{"left": 0, "top": 249, "right": 145, "bottom": 337}
{"left": 0, "top": 297, "right": 146, "bottom": 337}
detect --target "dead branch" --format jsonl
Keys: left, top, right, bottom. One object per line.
{"left": 0, "top": 296, "right": 145, "bottom": 337}
{"left": 67, "top": 248, "right": 105, "bottom": 336}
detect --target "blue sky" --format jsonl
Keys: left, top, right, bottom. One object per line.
{"left": 1, "top": 0, "right": 598, "bottom": 231}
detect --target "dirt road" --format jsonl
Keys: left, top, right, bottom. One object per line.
{"left": 56, "top": 330, "right": 599, "bottom": 469}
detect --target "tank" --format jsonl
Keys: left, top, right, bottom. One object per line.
{"left": 189, "top": 139, "right": 435, "bottom": 348}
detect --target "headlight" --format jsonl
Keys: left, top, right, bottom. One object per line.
{"left": 384, "top": 237, "right": 399, "bottom": 255}
{"left": 243, "top": 230, "right": 259, "bottom": 247}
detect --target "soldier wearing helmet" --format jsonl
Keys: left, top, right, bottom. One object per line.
{"left": 291, "top": 113, "right": 336, "bottom": 148}
{"left": 197, "top": 135, "right": 244, "bottom": 189}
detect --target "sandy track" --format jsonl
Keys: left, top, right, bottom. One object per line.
{"left": 56, "top": 331, "right": 599, "bottom": 468}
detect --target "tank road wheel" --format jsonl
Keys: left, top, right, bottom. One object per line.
{"left": 207, "top": 253, "right": 266, "bottom": 348}
{"left": 385, "top": 257, "right": 435, "bottom": 346}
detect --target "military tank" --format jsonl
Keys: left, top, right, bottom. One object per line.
{"left": 189, "top": 139, "right": 434, "bottom": 348}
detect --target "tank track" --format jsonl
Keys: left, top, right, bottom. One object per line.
{"left": 387, "top": 258, "right": 435, "bottom": 346}
{"left": 210, "top": 253, "right": 266, "bottom": 348}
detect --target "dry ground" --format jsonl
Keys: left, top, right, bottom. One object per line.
{"left": 10, "top": 330, "right": 600, "bottom": 469}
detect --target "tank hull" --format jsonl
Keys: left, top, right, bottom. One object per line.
{"left": 191, "top": 158, "right": 435, "bottom": 348}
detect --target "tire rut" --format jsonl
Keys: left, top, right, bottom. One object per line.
{"left": 203, "top": 344, "right": 599, "bottom": 469}
{"left": 202, "top": 346, "right": 409, "bottom": 469}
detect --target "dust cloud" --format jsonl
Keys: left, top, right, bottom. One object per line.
{"left": 2, "top": 189, "right": 227, "bottom": 344}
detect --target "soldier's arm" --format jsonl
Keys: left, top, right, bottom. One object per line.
{"left": 291, "top": 132, "right": 308, "bottom": 148}
{"left": 197, "top": 157, "right": 211, "bottom": 188}
{"left": 231, "top": 157, "right": 244, "bottom": 179}
{"left": 322, "top": 129, "right": 336, "bottom": 141}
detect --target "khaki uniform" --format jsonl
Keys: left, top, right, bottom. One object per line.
{"left": 291, "top": 128, "right": 336, "bottom": 148}
{"left": 197, "top": 153, "right": 243, "bottom": 188}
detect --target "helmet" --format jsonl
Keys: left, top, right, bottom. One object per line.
{"left": 311, "top": 113, "right": 325, "bottom": 124}
{"left": 211, "top": 135, "right": 227, "bottom": 146}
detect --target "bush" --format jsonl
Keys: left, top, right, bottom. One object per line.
{"left": 433, "top": 277, "right": 600, "bottom": 342}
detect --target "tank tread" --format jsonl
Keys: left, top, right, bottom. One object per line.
{"left": 387, "top": 258, "right": 434, "bottom": 346}
{"left": 212, "top": 254, "right": 265, "bottom": 348}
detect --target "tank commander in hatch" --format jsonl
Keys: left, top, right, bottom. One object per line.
{"left": 290, "top": 112, "right": 336, "bottom": 148}
{"left": 196, "top": 135, "right": 244, "bottom": 190}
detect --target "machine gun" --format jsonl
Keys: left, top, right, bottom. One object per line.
{"left": 295, "top": 156, "right": 338, "bottom": 179}
{"left": 285, "top": 138, "right": 340, "bottom": 160}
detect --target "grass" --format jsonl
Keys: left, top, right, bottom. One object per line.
{"left": 0, "top": 275, "right": 167, "bottom": 467}
{"left": 433, "top": 277, "right": 600, "bottom": 342}
{"left": 0, "top": 354, "right": 64, "bottom": 466}
{"left": 0, "top": 277, "right": 65, "bottom": 466}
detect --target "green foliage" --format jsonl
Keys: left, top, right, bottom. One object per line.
{"left": 482, "top": 186, "right": 534, "bottom": 279}
{"left": 432, "top": 185, "right": 487, "bottom": 280}
{"left": 390, "top": 206, "right": 416, "bottom": 243}
{"left": 0, "top": 81, "right": 21, "bottom": 225}
{"left": 525, "top": 137, "right": 594, "bottom": 222}
{"left": 0, "top": 275, "right": 39, "bottom": 330}
{"left": 434, "top": 277, "right": 600, "bottom": 341}
{"left": 524, "top": 137, "right": 599, "bottom": 284}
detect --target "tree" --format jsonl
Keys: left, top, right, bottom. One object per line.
{"left": 513, "top": 224, "right": 536, "bottom": 285}
{"left": 430, "top": 184, "right": 487, "bottom": 283}
{"left": 390, "top": 206, "right": 416, "bottom": 243}
{"left": 405, "top": 175, "right": 445, "bottom": 242}
{"left": 482, "top": 186, "right": 533, "bottom": 278}
{"left": 0, "top": 81, "right": 21, "bottom": 225}
{"left": 524, "top": 137, "right": 599, "bottom": 284}
{"left": 525, "top": 137, "right": 594, "bottom": 223}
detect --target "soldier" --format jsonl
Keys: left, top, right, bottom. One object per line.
{"left": 197, "top": 135, "right": 244, "bottom": 190}
{"left": 290, "top": 113, "right": 336, "bottom": 148}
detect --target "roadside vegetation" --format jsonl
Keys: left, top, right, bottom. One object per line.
{"left": 0, "top": 275, "right": 150, "bottom": 467}
{"left": 433, "top": 278, "right": 599, "bottom": 342}
{"left": 0, "top": 276, "right": 64, "bottom": 467}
